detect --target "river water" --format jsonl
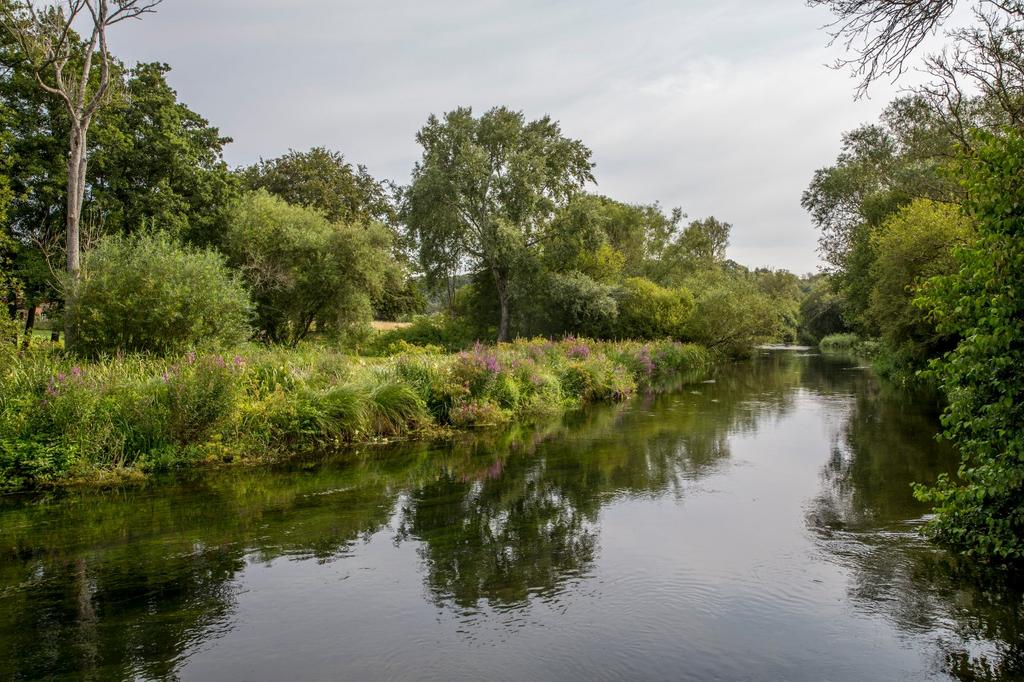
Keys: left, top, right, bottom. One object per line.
{"left": 1, "top": 349, "right": 1022, "bottom": 680}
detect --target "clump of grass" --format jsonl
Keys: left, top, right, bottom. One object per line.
{"left": 366, "top": 380, "right": 427, "bottom": 436}
{"left": 819, "top": 333, "right": 860, "bottom": 352}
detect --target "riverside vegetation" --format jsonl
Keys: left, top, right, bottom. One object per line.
{"left": 0, "top": 336, "right": 710, "bottom": 490}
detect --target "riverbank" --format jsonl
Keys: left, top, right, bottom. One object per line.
{"left": 0, "top": 338, "right": 712, "bottom": 490}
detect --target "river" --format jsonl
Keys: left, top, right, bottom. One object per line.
{"left": 1, "top": 349, "right": 1021, "bottom": 680}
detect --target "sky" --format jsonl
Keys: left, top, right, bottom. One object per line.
{"left": 104, "top": 0, "right": 913, "bottom": 274}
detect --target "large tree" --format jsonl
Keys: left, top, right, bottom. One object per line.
{"left": 1, "top": 0, "right": 160, "bottom": 344}
{"left": 88, "top": 62, "right": 237, "bottom": 244}
{"left": 405, "top": 106, "right": 594, "bottom": 341}
{"left": 240, "top": 147, "right": 395, "bottom": 226}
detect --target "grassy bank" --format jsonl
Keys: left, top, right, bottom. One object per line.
{"left": 0, "top": 338, "right": 711, "bottom": 490}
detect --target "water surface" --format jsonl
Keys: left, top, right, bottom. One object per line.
{"left": 2, "top": 350, "right": 1022, "bottom": 680}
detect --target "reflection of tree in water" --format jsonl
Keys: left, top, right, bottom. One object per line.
{"left": 396, "top": 357, "right": 807, "bottom": 611}
{"left": 0, "top": 458, "right": 409, "bottom": 680}
{"left": 805, "top": 367, "right": 1024, "bottom": 681}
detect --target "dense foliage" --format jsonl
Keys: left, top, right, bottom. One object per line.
{"left": 63, "top": 233, "right": 252, "bottom": 357}
{"left": 0, "top": 338, "right": 710, "bottom": 488}
{"left": 405, "top": 106, "right": 595, "bottom": 341}
{"left": 913, "top": 131, "right": 1024, "bottom": 561}
{"left": 223, "top": 191, "right": 393, "bottom": 346}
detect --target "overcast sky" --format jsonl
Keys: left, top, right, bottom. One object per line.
{"left": 105, "top": 0, "right": 910, "bottom": 274}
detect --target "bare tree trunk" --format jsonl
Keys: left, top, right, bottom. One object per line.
{"left": 64, "top": 123, "right": 88, "bottom": 348}
{"left": 493, "top": 267, "right": 511, "bottom": 343}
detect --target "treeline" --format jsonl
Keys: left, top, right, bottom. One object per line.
{"left": 807, "top": 0, "right": 1024, "bottom": 563}
{"left": 0, "top": 3, "right": 804, "bottom": 358}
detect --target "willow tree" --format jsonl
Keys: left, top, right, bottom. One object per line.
{"left": 1, "top": 0, "right": 160, "bottom": 344}
{"left": 405, "top": 106, "right": 594, "bottom": 342}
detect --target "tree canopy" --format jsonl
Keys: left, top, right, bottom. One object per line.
{"left": 405, "top": 106, "right": 595, "bottom": 341}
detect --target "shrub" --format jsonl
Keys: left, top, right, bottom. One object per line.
{"left": 365, "top": 315, "right": 474, "bottom": 355}
{"left": 537, "top": 271, "right": 619, "bottom": 338}
{"left": 224, "top": 191, "right": 393, "bottom": 346}
{"left": 819, "top": 333, "right": 860, "bottom": 352}
{"left": 683, "top": 275, "right": 780, "bottom": 356}
{"left": 64, "top": 233, "right": 252, "bottom": 357}
{"left": 912, "top": 130, "right": 1024, "bottom": 562}
{"left": 614, "top": 277, "right": 694, "bottom": 340}
{"left": 164, "top": 354, "right": 242, "bottom": 444}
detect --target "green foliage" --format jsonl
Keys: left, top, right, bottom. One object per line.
{"left": 819, "top": 333, "right": 861, "bottom": 352}
{"left": 536, "top": 271, "right": 619, "bottom": 338}
{"left": 867, "top": 199, "right": 973, "bottom": 369}
{"left": 364, "top": 315, "right": 477, "bottom": 356}
{"left": 366, "top": 381, "right": 427, "bottom": 436}
{"left": 64, "top": 233, "right": 252, "bottom": 357}
{"left": 405, "top": 106, "right": 595, "bottom": 341}
{"left": 614, "top": 277, "right": 693, "bottom": 340}
{"left": 88, "top": 63, "right": 239, "bottom": 244}
{"left": 802, "top": 96, "right": 963, "bottom": 330}
{"left": 913, "top": 130, "right": 1024, "bottom": 562}
{"left": 0, "top": 337, "right": 713, "bottom": 489}
{"left": 240, "top": 147, "right": 395, "bottom": 226}
{"left": 683, "top": 273, "right": 781, "bottom": 356}
{"left": 798, "top": 275, "right": 848, "bottom": 344}
{"left": 224, "top": 191, "right": 393, "bottom": 346}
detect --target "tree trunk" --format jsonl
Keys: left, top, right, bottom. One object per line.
{"left": 22, "top": 304, "right": 36, "bottom": 349}
{"left": 64, "top": 124, "right": 88, "bottom": 349}
{"left": 493, "top": 267, "right": 511, "bottom": 343}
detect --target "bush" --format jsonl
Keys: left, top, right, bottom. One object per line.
{"left": 536, "top": 271, "right": 619, "bottom": 338}
{"left": 819, "top": 333, "right": 860, "bottom": 352}
{"left": 364, "top": 315, "right": 474, "bottom": 355}
{"left": 614, "top": 277, "right": 693, "bottom": 340}
{"left": 913, "top": 131, "right": 1024, "bottom": 562}
{"left": 224, "top": 191, "right": 393, "bottom": 346}
{"left": 64, "top": 233, "right": 252, "bottom": 357}
{"left": 683, "top": 274, "right": 780, "bottom": 356}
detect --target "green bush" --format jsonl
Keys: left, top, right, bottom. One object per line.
{"left": 913, "top": 130, "right": 1024, "bottom": 563}
{"left": 819, "top": 333, "right": 860, "bottom": 352}
{"left": 614, "top": 277, "right": 693, "bottom": 340}
{"left": 224, "top": 191, "right": 393, "bottom": 346}
{"left": 365, "top": 315, "right": 475, "bottom": 355}
{"left": 64, "top": 233, "right": 252, "bottom": 357}
{"left": 683, "top": 274, "right": 780, "bottom": 356}
{"left": 537, "top": 271, "right": 619, "bottom": 338}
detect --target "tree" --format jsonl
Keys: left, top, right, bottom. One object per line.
{"left": 614, "top": 277, "right": 694, "bottom": 340}
{"left": 240, "top": 147, "right": 395, "bottom": 226}
{"left": 661, "top": 216, "right": 731, "bottom": 280}
{"left": 88, "top": 62, "right": 237, "bottom": 245}
{"left": 405, "top": 106, "right": 594, "bottom": 342}
{"left": 867, "top": 198, "right": 973, "bottom": 365}
{"left": 913, "top": 130, "right": 1024, "bottom": 562}
{"left": 223, "top": 191, "right": 393, "bottom": 346}
{"left": 801, "top": 96, "right": 961, "bottom": 330}
{"left": 812, "top": 1, "right": 1024, "bottom": 139}
{"left": 1, "top": 0, "right": 161, "bottom": 344}
{"left": 797, "top": 275, "right": 849, "bottom": 345}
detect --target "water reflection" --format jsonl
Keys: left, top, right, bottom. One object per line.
{"left": 0, "top": 351, "right": 1021, "bottom": 680}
